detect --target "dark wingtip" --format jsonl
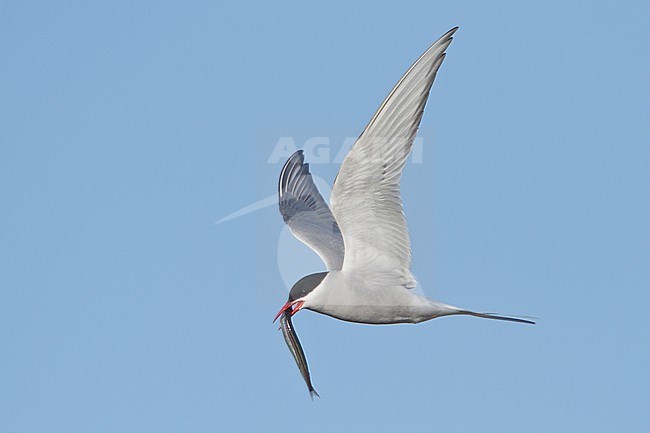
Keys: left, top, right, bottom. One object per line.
{"left": 445, "top": 26, "right": 460, "bottom": 37}
{"left": 290, "top": 149, "right": 304, "bottom": 161}
{"left": 278, "top": 150, "right": 306, "bottom": 199}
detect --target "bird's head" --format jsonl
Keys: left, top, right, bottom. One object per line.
{"left": 273, "top": 271, "right": 328, "bottom": 322}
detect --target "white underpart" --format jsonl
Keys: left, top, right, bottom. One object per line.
{"left": 302, "top": 270, "right": 460, "bottom": 324}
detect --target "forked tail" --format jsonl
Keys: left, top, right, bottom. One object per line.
{"left": 459, "top": 310, "right": 535, "bottom": 325}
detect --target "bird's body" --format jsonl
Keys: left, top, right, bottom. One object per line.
{"left": 274, "top": 27, "right": 534, "bottom": 396}
{"left": 303, "top": 270, "right": 455, "bottom": 324}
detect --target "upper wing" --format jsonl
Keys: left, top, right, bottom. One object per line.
{"left": 279, "top": 150, "right": 345, "bottom": 270}
{"left": 330, "top": 27, "right": 457, "bottom": 286}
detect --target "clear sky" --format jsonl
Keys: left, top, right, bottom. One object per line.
{"left": 1, "top": 1, "right": 649, "bottom": 432}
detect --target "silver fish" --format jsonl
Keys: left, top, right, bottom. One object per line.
{"left": 279, "top": 311, "right": 319, "bottom": 399}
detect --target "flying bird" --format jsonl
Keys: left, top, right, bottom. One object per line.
{"left": 274, "top": 27, "right": 534, "bottom": 397}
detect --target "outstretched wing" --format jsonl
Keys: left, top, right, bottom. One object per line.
{"left": 330, "top": 27, "right": 457, "bottom": 286}
{"left": 279, "top": 150, "right": 345, "bottom": 270}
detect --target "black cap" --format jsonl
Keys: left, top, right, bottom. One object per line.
{"left": 288, "top": 272, "right": 328, "bottom": 302}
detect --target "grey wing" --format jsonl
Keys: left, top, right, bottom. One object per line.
{"left": 279, "top": 150, "right": 345, "bottom": 270}
{"left": 330, "top": 27, "right": 458, "bottom": 286}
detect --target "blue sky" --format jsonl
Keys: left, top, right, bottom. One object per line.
{"left": 2, "top": 1, "right": 649, "bottom": 432}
